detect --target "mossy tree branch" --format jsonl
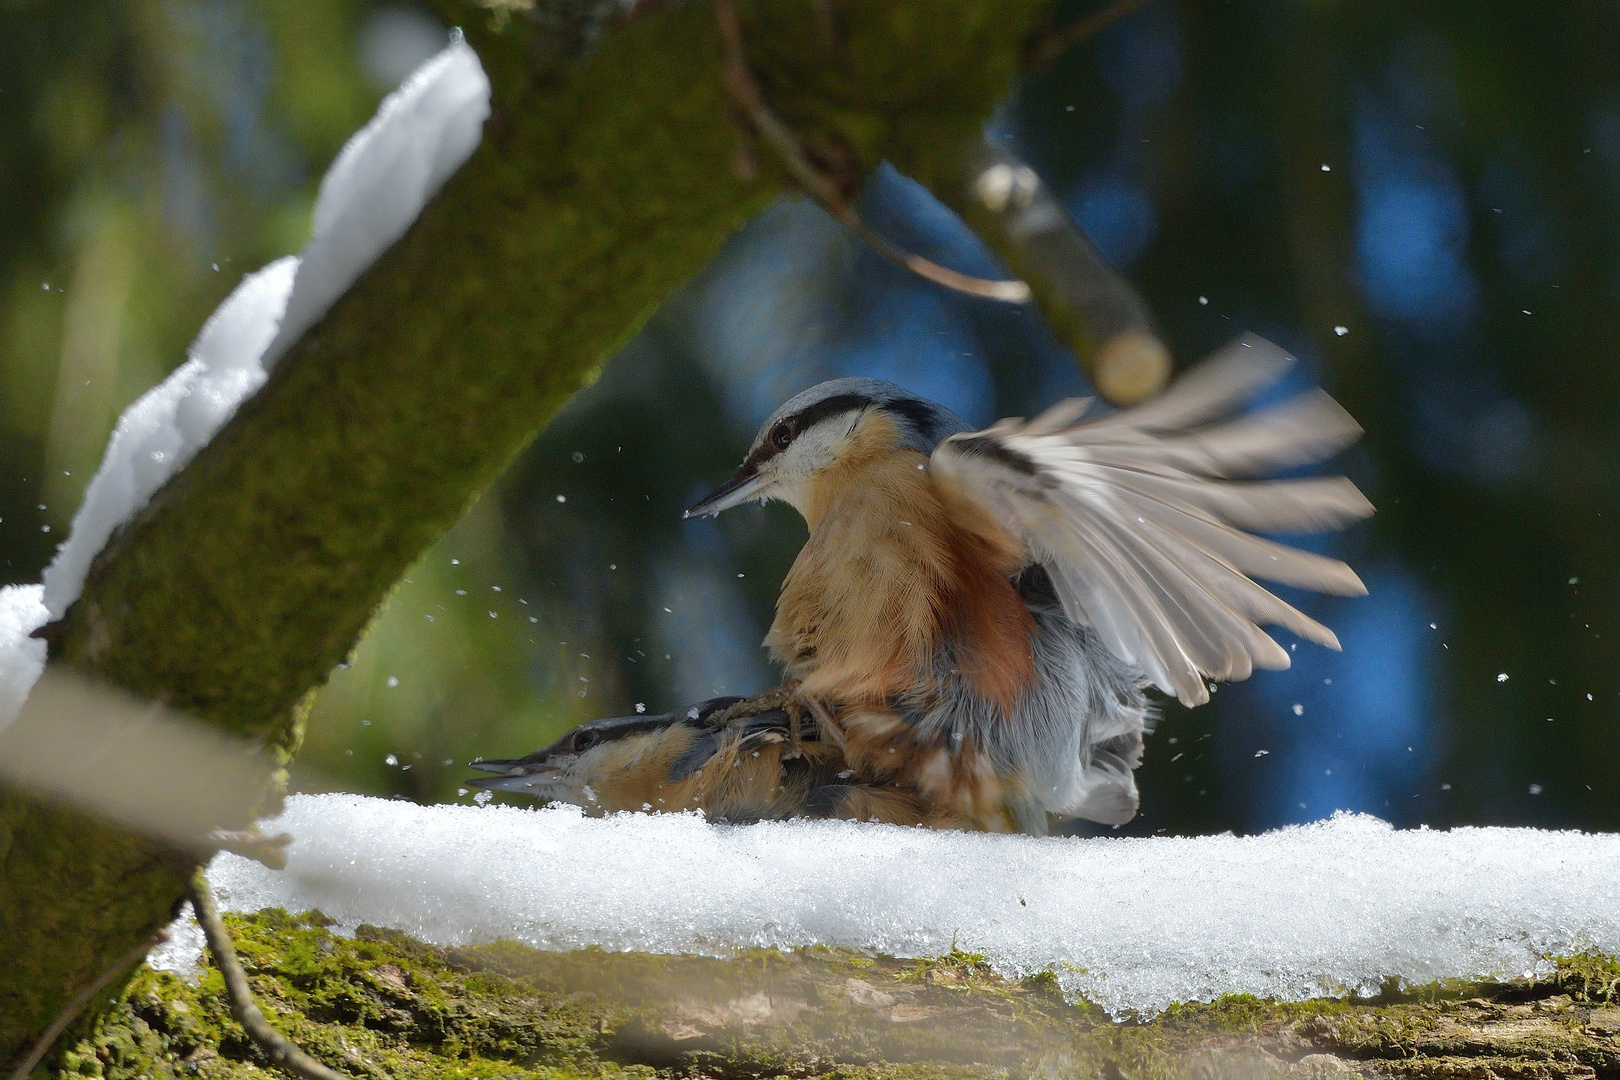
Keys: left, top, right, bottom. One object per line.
{"left": 0, "top": 0, "right": 1061, "bottom": 1065}
{"left": 53, "top": 913, "right": 1620, "bottom": 1080}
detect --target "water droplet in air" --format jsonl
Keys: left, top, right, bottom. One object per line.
{"left": 386, "top": 676, "right": 399, "bottom": 687}
{"left": 385, "top": 754, "right": 398, "bottom": 765}
{"left": 1497, "top": 673, "right": 1509, "bottom": 682}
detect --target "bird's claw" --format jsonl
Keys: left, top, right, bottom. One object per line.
{"left": 706, "top": 680, "right": 818, "bottom": 754}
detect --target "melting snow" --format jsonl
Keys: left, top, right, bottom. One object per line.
{"left": 151, "top": 793, "right": 1620, "bottom": 1017}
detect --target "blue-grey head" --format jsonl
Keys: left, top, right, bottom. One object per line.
{"left": 684, "top": 378, "right": 971, "bottom": 519}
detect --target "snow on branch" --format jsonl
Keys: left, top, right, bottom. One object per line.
{"left": 155, "top": 793, "right": 1620, "bottom": 1017}
{"left": 0, "top": 38, "right": 490, "bottom": 735}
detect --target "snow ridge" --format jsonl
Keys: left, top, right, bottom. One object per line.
{"left": 155, "top": 793, "right": 1620, "bottom": 1017}
{"left": 41, "top": 258, "right": 298, "bottom": 621}
{"left": 8, "top": 38, "right": 490, "bottom": 689}
{"left": 0, "top": 584, "right": 47, "bottom": 732}
{"left": 261, "top": 36, "right": 489, "bottom": 371}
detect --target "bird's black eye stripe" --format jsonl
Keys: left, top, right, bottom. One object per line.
{"left": 789, "top": 393, "right": 873, "bottom": 434}
{"left": 743, "top": 393, "right": 876, "bottom": 470}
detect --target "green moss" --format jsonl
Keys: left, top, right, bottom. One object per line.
{"left": 47, "top": 911, "right": 633, "bottom": 1079}
{"left": 42, "top": 918, "right": 1620, "bottom": 1080}
{"left": 1551, "top": 951, "right": 1620, "bottom": 1005}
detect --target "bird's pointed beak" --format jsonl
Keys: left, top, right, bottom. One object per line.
{"left": 684, "top": 465, "right": 767, "bottom": 518}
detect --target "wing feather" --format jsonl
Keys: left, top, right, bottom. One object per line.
{"left": 1078, "top": 334, "right": 1295, "bottom": 436}
{"left": 931, "top": 333, "right": 1372, "bottom": 706}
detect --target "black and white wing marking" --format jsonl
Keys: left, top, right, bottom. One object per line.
{"left": 930, "top": 333, "right": 1373, "bottom": 707}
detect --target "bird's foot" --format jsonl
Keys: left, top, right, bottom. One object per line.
{"left": 707, "top": 680, "right": 818, "bottom": 753}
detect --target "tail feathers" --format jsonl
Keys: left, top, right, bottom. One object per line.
{"left": 1067, "top": 738, "right": 1144, "bottom": 826}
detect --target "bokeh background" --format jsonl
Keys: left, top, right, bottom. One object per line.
{"left": 4, "top": 0, "right": 1618, "bottom": 835}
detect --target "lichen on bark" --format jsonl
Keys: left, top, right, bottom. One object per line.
{"left": 46, "top": 912, "right": 1620, "bottom": 1080}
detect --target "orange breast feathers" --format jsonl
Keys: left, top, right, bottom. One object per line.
{"left": 766, "top": 414, "right": 1036, "bottom": 713}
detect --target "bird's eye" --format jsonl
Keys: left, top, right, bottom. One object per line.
{"left": 770, "top": 422, "right": 793, "bottom": 450}
{"left": 572, "top": 729, "right": 600, "bottom": 753}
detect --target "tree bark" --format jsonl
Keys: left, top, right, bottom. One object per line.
{"left": 51, "top": 912, "right": 1620, "bottom": 1080}
{"left": 0, "top": 0, "right": 1053, "bottom": 1065}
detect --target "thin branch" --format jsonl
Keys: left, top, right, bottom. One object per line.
{"left": 210, "top": 828, "right": 294, "bottom": 870}
{"left": 188, "top": 870, "right": 358, "bottom": 1080}
{"left": 1026, "top": 0, "right": 1159, "bottom": 72}
{"left": 965, "top": 143, "right": 1170, "bottom": 403}
{"left": 712, "top": 0, "right": 1031, "bottom": 304}
{"left": 6, "top": 930, "right": 170, "bottom": 1080}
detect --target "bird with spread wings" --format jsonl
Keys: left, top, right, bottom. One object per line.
{"left": 472, "top": 334, "right": 1371, "bottom": 834}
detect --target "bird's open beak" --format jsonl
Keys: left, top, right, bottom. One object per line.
{"left": 684, "top": 465, "right": 766, "bottom": 518}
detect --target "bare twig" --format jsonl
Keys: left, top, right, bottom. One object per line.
{"left": 1026, "top": 0, "right": 1159, "bottom": 72}
{"left": 965, "top": 143, "right": 1171, "bottom": 404}
{"left": 210, "top": 828, "right": 294, "bottom": 870}
{"left": 6, "top": 929, "right": 170, "bottom": 1080}
{"left": 712, "top": 0, "right": 1031, "bottom": 303}
{"left": 188, "top": 870, "right": 357, "bottom": 1080}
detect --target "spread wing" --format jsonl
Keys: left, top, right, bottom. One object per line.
{"left": 929, "top": 333, "right": 1373, "bottom": 706}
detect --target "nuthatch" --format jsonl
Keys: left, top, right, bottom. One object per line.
{"left": 469, "top": 696, "right": 944, "bottom": 825}
{"left": 472, "top": 334, "right": 1372, "bottom": 834}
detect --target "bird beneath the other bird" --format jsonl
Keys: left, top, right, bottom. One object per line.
{"left": 470, "top": 333, "right": 1373, "bottom": 834}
